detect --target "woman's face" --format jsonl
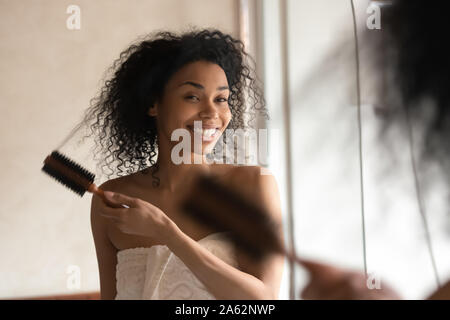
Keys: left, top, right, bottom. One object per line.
{"left": 149, "top": 60, "right": 232, "bottom": 157}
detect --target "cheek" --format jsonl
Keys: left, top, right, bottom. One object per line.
{"left": 221, "top": 107, "right": 232, "bottom": 125}
{"left": 156, "top": 109, "right": 179, "bottom": 136}
{"left": 164, "top": 104, "right": 190, "bottom": 129}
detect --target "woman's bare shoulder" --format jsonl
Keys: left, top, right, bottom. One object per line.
{"left": 217, "top": 164, "right": 267, "bottom": 179}
{"left": 97, "top": 175, "right": 129, "bottom": 193}
{"left": 212, "top": 164, "right": 269, "bottom": 193}
{"left": 92, "top": 175, "right": 135, "bottom": 215}
{"left": 97, "top": 168, "right": 152, "bottom": 194}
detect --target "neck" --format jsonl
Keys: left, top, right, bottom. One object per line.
{"left": 154, "top": 141, "right": 213, "bottom": 193}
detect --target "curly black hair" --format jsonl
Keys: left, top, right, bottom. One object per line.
{"left": 80, "top": 28, "right": 268, "bottom": 187}
{"left": 375, "top": 0, "right": 450, "bottom": 182}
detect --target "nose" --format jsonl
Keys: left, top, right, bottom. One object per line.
{"left": 199, "top": 100, "right": 219, "bottom": 119}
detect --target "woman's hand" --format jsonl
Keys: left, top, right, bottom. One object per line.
{"left": 96, "top": 191, "right": 176, "bottom": 244}
{"left": 299, "top": 258, "right": 402, "bottom": 300}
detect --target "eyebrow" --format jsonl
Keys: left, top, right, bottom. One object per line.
{"left": 178, "top": 81, "right": 229, "bottom": 91}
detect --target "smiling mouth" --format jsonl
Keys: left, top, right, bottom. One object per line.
{"left": 186, "top": 125, "right": 220, "bottom": 142}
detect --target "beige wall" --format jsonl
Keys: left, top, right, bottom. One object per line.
{"left": 0, "top": 0, "right": 239, "bottom": 298}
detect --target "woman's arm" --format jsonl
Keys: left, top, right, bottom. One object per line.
{"left": 166, "top": 226, "right": 275, "bottom": 299}
{"left": 92, "top": 166, "right": 285, "bottom": 300}
{"left": 166, "top": 167, "right": 285, "bottom": 300}
{"left": 427, "top": 280, "right": 450, "bottom": 299}
{"left": 90, "top": 182, "right": 119, "bottom": 300}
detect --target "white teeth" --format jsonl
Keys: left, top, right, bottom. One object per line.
{"left": 190, "top": 127, "right": 217, "bottom": 137}
{"left": 203, "top": 129, "right": 216, "bottom": 137}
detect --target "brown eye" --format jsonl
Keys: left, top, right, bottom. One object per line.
{"left": 186, "top": 95, "right": 199, "bottom": 101}
{"left": 217, "top": 97, "right": 228, "bottom": 103}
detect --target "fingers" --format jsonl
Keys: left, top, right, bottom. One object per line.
{"left": 98, "top": 205, "right": 127, "bottom": 222}
{"left": 299, "top": 258, "right": 366, "bottom": 300}
{"left": 299, "top": 259, "right": 402, "bottom": 300}
{"left": 96, "top": 193, "right": 130, "bottom": 221}
{"left": 301, "top": 280, "right": 322, "bottom": 300}
{"left": 299, "top": 258, "right": 348, "bottom": 284}
{"left": 301, "top": 271, "right": 371, "bottom": 300}
{"left": 103, "top": 191, "right": 140, "bottom": 208}
{"left": 301, "top": 276, "right": 353, "bottom": 300}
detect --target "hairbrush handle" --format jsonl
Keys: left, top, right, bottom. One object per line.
{"left": 88, "top": 184, "right": 128, "bottom": 209}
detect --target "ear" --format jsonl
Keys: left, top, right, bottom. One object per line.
{"left": 148, "top": 103, "right": 158, "bottom": 117}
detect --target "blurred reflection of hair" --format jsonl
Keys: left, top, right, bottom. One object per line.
{"left": 369, "top": 0, "right": 450, "bottom": 181}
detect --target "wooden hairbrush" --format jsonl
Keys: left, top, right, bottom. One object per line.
{"left": 180, "top": 172, "right": 301, "bottom": 264}
{"left": 43, "top": 151, "right": 299, "bottom": 262}
{"left": 41, "top": 150, "right": 126, "bottom": 208}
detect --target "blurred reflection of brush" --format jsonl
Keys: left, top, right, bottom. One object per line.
{"left": 41, "top": 150, "right": 127, "bottom": 208}
{"left": 180, "top": 173, "right": 302, "bottom": 264}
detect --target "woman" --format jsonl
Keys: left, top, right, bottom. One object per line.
{"left": 85, "top": 29, "right": 285, "bottom": 299}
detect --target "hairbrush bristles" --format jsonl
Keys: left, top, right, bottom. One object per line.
{"left": 180, "top": 173, "right": 285, "bottom": 262}
{"left": 41, "top": 150, "right": 95, "bottom": 197}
